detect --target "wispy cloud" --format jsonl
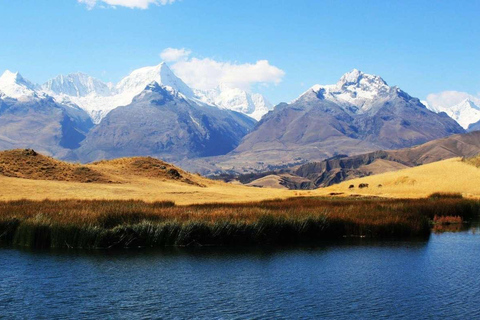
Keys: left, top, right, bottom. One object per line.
{"left": 161, "top": 48, "right": 285, "bottom": 91}
{"left": 160, "top": 48, "right": 191, "bottom": 62}
{"left": 78, "top": 0, "right": 178, "bottom": 10}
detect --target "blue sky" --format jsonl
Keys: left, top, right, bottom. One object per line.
{"left": 0, "top": 0, "right": 479, "bottom": 104}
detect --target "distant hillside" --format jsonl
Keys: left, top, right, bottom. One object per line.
{"left": 247, "top": 131, "right": 480, "bottom": 189}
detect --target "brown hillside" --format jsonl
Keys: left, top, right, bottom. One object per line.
{"left": 0, "top": 149, "right": 109, "bottom": 183}
{"left": 287, "top": 131, "right": 480, "bottom": 189}
{"left": 0, "top": 150, "right": 206, "bottom": 187}
{"left": 91, "top": 157, "right": 205, "bottom": 187}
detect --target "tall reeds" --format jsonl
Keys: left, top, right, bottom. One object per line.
{"left": 0, "top": 197, "right": 478, "bottom": 249}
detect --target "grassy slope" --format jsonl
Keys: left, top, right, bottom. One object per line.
{"left": 0, "top": 150, "right": 309, "bottom": 204}
{"left": 325, "top": 157, "right": 480, "bottom": 198}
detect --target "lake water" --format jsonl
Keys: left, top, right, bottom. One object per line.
{"left": 1, "top": 229, "right": 480, "bottom": 319}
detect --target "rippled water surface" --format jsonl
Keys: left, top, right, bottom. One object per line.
{"left": 1, "top": 229, "right": 480, "bottom": 319}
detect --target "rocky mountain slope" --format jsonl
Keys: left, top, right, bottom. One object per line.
{"left": 0, "top": 71, "right": 93, "bottom": 158}
{"left": 75, "top": 82, "right": 256, "bottom": 163}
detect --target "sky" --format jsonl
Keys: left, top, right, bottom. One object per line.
{"left": 0, "top": 0, "right": 479, "bottom": 105}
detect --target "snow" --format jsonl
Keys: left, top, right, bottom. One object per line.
{"left": 42, "top": 72, "right": 111, "bottom": 97}
{"left": 425, "top": 98, "right": 480, "bottom": 129}
{"left": 297, "top": 69, "right": 391, "bottom": 113}
{"left": 1, "top": 63, "right": 271, "bottom": 123}
{"left": 0, "top": 70, "right": 39, "bottom": 100}
{"left": 115, "top": 62, "right": 194, "bottom": 99}
{"left": 195, "top": 83, "right": 272, "bottom": 120}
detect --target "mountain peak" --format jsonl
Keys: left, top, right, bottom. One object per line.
{"left": 0, "top": 70, "right": 37, "bottom": 99}
{"left": 299, "top": 70, "right": 392, "bottom": 113}
{"left": 337, "top": 69, "right": 388, "bottom": 88}
{"left": 425, "top": 97, "right": 480, "bottom": 129}
{"left": 0, "top": 70, "right": 30, "bottom": 86}
{"left": 115, "top": 62, "right": 194, "bottom": 98}
{"left": 460, "top": 98, "right": 479, "bottom": 109}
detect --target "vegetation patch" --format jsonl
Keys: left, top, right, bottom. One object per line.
{"left": 429, "top": 192, "right": 463, "bottom": 199}
{"left": 0, "top": 197, "right": 478, "bottom": 249}
{"left": 463, "top": 154, "right": 480, "bottom": 168}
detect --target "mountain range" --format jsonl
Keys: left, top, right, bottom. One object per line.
{"left": 40, "top": 63, "right": 272, "bottom": 123}
{"left": 0, "top": 64, "right": 257, "bottom": 161}
{"left": 0, "top": 65, "right": 470, "bottom": 174}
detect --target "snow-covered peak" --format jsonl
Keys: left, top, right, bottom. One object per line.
{"left": 0, "top": 70, "right": 38, "bottom": 99}
{"left": 195, "top": 84, "right": 272, "bottom": 120}
{"left": 115, "top": 62, "right": 194, "bottom": 98}
{"left": 42, "top": 72, "right": 111, "bottom": 97}
{"left": 299, "top": 70, "right": 392, "bottom": 113}
{"left": 426, "top": 98, "right": 480, "bottom": 129}
{"left": 337, "top": 69, "right": 388, "bottom": 89}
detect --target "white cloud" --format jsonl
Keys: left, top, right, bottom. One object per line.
{"left": 78, "top": 0, "right": 177, "bottom": 9}
{"left": 163, "top": 49, "right": 285, "bottom": 91}
{"left": 426, "top": 91, "right": 480, "bottom": 109}
{"left": 160, "top": 48, "right": 191, "bottom": 62}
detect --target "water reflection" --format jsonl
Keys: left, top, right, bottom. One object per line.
{"left": 1, "top": 226, "right": 479, "bottom": 319}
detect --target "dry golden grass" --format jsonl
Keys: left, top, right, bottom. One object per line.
{"left": 463, "top": 153, "right": 480, "bottom": 168}
{"left": 0, "top": 149, "right": 312, "bottom": 204}
{"left": 0, "top": 174, "right": 307, "bottom": 205}
{"left": 324, "top": 157, "right": 480, "bottom": 199}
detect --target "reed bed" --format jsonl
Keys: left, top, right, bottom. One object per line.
{"left": 0, "top": 197, "right": 478, "bottom": 249}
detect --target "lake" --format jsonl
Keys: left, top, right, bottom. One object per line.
{"left": 1, "top": 228, "right": 479, "bottom": 319}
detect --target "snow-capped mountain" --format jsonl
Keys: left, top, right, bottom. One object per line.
{"left": 228, "top": 69, "right": 464, "bottom": 170}
{"left": 424, "top": 98, "right": 480, "bottom": 129}
{"left": 115, "top": 63, "right": 194, "bottom": 99}
{"left": 195, "top": 84, "right": 272, "bottom": 121}
{"left": 298, "top": 69, "right": 392, "bottom": 113}
{"left": 0, "top": 70, "right": 40, "bottom": 100}
{"left": 39, "top": 62, "right": 269, "bottom": 123}
{"left": 41, "top": 63, "right": 195, "bottom": 124}
{"left": 42, "top": 73, "right": 112, "bottom": 97}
